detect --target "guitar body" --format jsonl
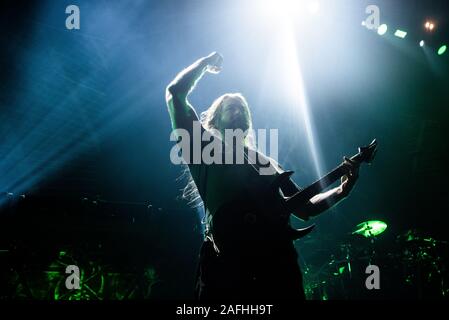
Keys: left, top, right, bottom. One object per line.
{"left": 211, "top": 194, "right": 289, "bottom": 256}
{"left": 210, "top": 173, "right": 314, "bottom": 256}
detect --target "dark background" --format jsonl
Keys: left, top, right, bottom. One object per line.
{"left": 0, "top": 0, "right": 448, "bottom": 299}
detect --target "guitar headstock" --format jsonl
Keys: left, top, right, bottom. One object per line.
{"left": 356, "top": 139, "right": 378, "bottom": 164}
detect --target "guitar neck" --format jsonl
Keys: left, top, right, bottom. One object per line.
{"left": 286, "top": 153, "right": 361, "bottom": 206}
{"left": 291, "top": 165, "right": 347, "bottom": 204}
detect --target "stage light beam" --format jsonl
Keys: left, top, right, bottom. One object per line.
{"left": 258, "top": 0, "right": 302, "bottom": 21}
{"left": 308, "top": 1, "right": 320, "bottom": 15}
{"left": 377, "top": 24, "right": 388, "bottom": 36}
{"left": 394, "top": 29, "right": 407, "bottom": 39}
{"left": 255, "top": 0, "right": 325, "bottom": 177}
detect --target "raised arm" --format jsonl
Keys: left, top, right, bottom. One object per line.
{"left": 165, "top": 52, "right": 223, "bottom": 131}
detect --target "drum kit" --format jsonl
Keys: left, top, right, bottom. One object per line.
{"left": 302, "top": 220, "right": 449, "bottom": 300}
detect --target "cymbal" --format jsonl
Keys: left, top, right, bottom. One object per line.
{"left": 352, "top": 220, "right": 387, "bottom": 238}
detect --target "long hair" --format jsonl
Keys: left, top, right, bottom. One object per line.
{"left": 181, "top": 93, "right": 255, "bottom": 208}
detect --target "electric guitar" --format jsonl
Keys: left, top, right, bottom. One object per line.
{"left": 211, "top": 139, "right": 378, "bottom": 253}
{"left": 280, "top": 139, "right": 378, "bottom": 240}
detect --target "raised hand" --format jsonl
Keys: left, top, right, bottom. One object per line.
{"left": 204, "top": 52, "right": 223, "bottom": 74}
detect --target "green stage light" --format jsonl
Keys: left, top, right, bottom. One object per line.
{"left": 353, "top": 220, "right": 388, "bottom": 238}
{"left": 338, "top": 266, "right": 346, "bottom": 275}
{"left": 419, "top": 40, "right": 425, "bottom": 47}
{"left": 438, "top": 45, "right": 447, "bottom": 55}
{"left": 377, "top": 24, "right": 388, "bottom": 36}
{"left": 394, "top": 29, "right": 407, "bottom": 38}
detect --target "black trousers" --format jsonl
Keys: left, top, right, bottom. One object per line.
{"left": 194, "top": 237, "right": 306, "bottom": 301}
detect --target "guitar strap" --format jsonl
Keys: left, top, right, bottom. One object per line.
{"left": 200, "top": 161, "right": 220, "bottom": 254}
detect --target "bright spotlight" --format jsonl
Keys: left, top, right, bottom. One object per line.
{"left": 394, "top": 29, "right": 407, "bottom": 39}
{"left": 258, "top": 0, "right": 301, "bottom": 20}
{"left": 425, "top": 20, "right": 435, "bottom": 31}
{"left": 308, "top": 1, "right": 320, "bottom": 14}
{"left": 377, "top": 24, "right": 388, "bottom": 36}
{"left": 419, "top": 40, "right": 425, "bottom": 47}
{"left": 438, "top": 45, "right": 447, "bottom": 56}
